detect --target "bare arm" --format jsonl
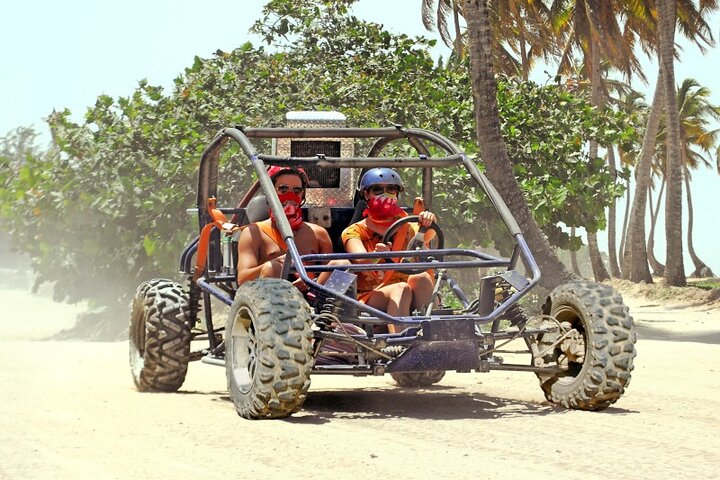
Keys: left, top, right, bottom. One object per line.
{"left": 417, "top": 210, "right": 437, "bottom": 243}
{"left": 417, "top": 210, "right": 436, "bottom": 227}
{"left": 315, "top": 225, "right": 334, "bottom": 254}
{"left": 344, "top": 237, "right": 390, "bottom": 263}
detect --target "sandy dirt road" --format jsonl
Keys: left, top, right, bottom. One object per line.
{"left": 1, "top": 285, "right": 719, "bottom": 480}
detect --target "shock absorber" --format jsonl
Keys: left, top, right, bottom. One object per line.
{"left": 505, "top": 304, "right": 529, "bottom": 327}
{"left": 495, "top": 280, "right": 529, "bottom": 327}
{"left": 187, "top": 278, "right": 202, "bottom": 326}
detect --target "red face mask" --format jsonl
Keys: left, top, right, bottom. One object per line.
{"left": 363, "top": 193, "right": 405, "bottom": 223}
{"left": 271, "top": 191, "right": 304, "bottom": 230}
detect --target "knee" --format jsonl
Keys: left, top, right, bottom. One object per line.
{"left": 328, "top": 259, "right": 352, "bottom": 267}
{"left": 390, "top": 282, "right": 411, "bottom": 299}
{"left": 409, "top": 271, "right": 434, "bottom": 289}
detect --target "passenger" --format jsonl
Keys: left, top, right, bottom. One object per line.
{"left": 236, "top": 166, "right": 346, "bottom": 287}
{"left": 341, "top": 168, "right": 436, "bottom": 326}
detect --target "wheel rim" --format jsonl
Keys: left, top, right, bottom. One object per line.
{"left": 230, "top": 306, "right": 257, "bottom": 395}
{"left": 549, "top": 305, "right": 588, "bottom": 384}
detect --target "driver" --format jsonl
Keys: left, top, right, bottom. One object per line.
{"left": 341, "top": 168, "right": 436, "bottom": 326}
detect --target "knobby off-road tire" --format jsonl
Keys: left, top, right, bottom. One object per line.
{"left": 129, "top": 279, "right": 192, "bottom": 392}
{"left": 535, "top": 281, "right": 637, "bottom": 411}
{"left": 391, "top": 371, "right": 446, "bottom": 387}
{"left": 225, "top": 278, "right": 314, "bottom": 419}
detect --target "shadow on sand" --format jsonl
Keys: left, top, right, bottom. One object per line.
{"left": 634, "top": 323, "right": 720, "bottom": 344}
{"left": 180, "top": 383, "right": 637, "bottom": 424}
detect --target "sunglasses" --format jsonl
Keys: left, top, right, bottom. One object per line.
{"left": 368, "top": 185, "right": 400, "bottom": 196}
{"left": 276, "top": 184, "right": 304, "bottom": 195}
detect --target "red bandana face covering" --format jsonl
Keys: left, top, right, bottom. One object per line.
{"left": 363, "top": 194, "right": 405, "bottom": 223}
{"left": 271, "top": 192, "right": 304, "bottom": 231}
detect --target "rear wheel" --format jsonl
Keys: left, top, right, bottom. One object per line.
{"left": 225, "top": 278, "right": 314, "bottom": 419}
{"left": 129, "top": 279, "right": 192, "bottom": 392}
{"left": 391, "top": 371, "right": 445, "bottom": 387}
{"left": 533, "top": 281, "right": 637, "bottom": 410}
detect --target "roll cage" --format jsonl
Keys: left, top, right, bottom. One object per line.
{"left": 181, "top": 125, "right": 539, "bottom": 341}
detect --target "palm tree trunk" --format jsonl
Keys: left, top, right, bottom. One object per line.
{"left": 684, "top": 168, "right": 714, "bottom": 277}
{"left": 463, "top": 0, "right": 572, "bottom": 290}
{"left": 606, "top": 146, "right": 621, "bottom": 277}
{"left": 619, "top": 173, "right": 632, "bottom": 262}
{"left": 509, "top": 0, "right": 529, "bottom": 80}
{"left": 658, "top": 0, "right": 686, "bottom": 286}
{"left": 647, "top": 180, "right": 665, "bottom": 276}
{"left": 586, "top": 33, "right": 610, "bottom": 282}
{"left": 622, "top": 71, "right": 663, "bottom": 283}
{"left": 452, "top": 2, "right": 464, "bottom": 59}
{"left": 587, "top": 231, "right": 610, "bottom": 281}
{"left": 570, "top": 227, "right": 582, "bottom": 277}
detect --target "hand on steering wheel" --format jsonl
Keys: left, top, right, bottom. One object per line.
{"left": 380, "top": 215, "right": 445, "bottom": 274}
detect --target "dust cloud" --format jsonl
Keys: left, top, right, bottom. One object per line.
{"left": 0, "top": 259, "right": 87, "bottom": 341}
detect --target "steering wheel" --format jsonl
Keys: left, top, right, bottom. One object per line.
{"left": 381, "top": 215, "right": 445, "bottom": 274}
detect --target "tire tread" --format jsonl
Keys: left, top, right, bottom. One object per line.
{"left": 538, "top": 280, "right": 637, "bottom": 411}
{"left": 225, "top": 279, "right": 314, "bottom": 419}
{"left": 129, "top": 279, "right": 192, "bottom": 392}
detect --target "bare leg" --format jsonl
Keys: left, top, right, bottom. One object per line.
{"left": 317, "top": 259, "right": 352, "bottom": 284}
{"left": 408, "top": 271, "right": 435, "bottom": 312}
{"left": 365, "top": 282, "right": 411, "bottom": 333}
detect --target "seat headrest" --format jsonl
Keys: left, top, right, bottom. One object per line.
{"left": 246, "top": 195, "right": 270, "bottom": 223}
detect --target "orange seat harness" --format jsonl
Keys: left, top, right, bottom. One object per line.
{"left": 193, "top": 197, "right": 242, "bottom": 282}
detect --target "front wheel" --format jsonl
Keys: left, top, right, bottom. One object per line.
{"left": 225, "top": 278, "right": 314, "bottom": 419}
{"left": 532, "top": 281, "right": 637, "bottom": 411}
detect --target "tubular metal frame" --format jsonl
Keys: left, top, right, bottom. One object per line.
{"left": 190, "top": 126, "right": 540, "bottom": 329}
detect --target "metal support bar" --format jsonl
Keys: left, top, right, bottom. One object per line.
{"left": 256, "top": 153, "right": 463, "bottom": 168}
{"left": 201, "top": 356, "right": 226, "bottom": 367}
{"left": 487, "top": 363, "right": 566, "bottom": 373}
{"left": 196, "top": 278, "right": 234, "bottom": 306}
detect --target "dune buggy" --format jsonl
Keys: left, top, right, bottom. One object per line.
{"left": 129, "top": 113, "right": 637, "bottom": 419}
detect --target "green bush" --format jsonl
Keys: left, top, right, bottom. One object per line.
{"left": 0, "top": 2, "right": 636, "bottom": 337}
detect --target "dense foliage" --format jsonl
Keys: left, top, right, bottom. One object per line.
{"left": 0, "top": 1, "right": 636, "bottom": 323}
{"left": 497, "top": 77, "right": 635, "bottom": 248}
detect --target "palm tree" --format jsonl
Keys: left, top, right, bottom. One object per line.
{"left": 423, "top": 0, "right": 557, "bottom": 78}
{"left": 683, "top": 170, "right": 711, "bottom": 276}
{"left": 462, "top": 0, "right": 573, "bottom": 289}
{"left": 657, "top": 0, "right": 686, "bottom": 286}
{"left": 605, "top": 145, "right": 622, "bottom": 277}
{"left": 675, "top": 78, "right": 720, "bottom": 276}
{"left": 607, "top": 86, "right": 648, "bottom": 276}
{"left": 647, "top": 78, "right": 720, "bottom": 279}
{"left": 623, "top": 69, "right": 663, "bottom": 283}
{"left": 569, "top": 226, "right": 583, "bottom": 276}
{"left": 550, "top": 0, "right": 653, "bottom": 282}
{"left": 551, "top": 0, "right": 649, "bottom": 85}
{"left": 622, "top": 0, "right": 717, "bottom": 285}
{"left": 422, "top": 0, "right": 466, "bottom": 59}
{"left": 630, "top": 99, "right": 666, "bottom": 279}
{"left": 646, "top": 179, "right": 666, "bottom": 276}
{"left": 491, "top": 0, "right": 557, "bottom": 79}
{"left": 612, "top": 88, "right": 648, "bottom": 268}
{"left": 618, "top": 173, "right": 631, "bottom": 262}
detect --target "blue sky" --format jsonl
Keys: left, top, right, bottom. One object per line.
{"left": 1, "top": 0, "right": 718, "bottom": 275}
